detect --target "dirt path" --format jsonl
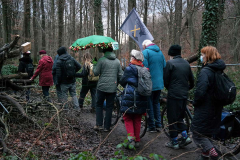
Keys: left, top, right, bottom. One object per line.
{"left": 81, "top": 110, "right": 240, "bottom": 160}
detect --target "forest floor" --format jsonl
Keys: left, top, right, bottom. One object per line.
{"left": 0, "top": 89, "right": 240, "bottom": 160}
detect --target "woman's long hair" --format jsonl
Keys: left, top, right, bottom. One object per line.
{"left": 83, "top": 52, "right": 92, "bottom": 68}
{"left": 201, "top": 46, "right": 221, "bottom": 64}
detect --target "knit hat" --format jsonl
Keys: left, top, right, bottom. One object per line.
{"left": 142, "top": 39, "right": 153, "bottom": 47}
{"left": 168, "top": 45, "right": 181, "bottom": 56}
{"left": 57, "top": 47, "right": 67, "bottom": 55}
{"left": 130, "top": 49, "right": 144, "bottom": 62}
{"left": 39, "top": 50, "right": 46, "bottom": 55}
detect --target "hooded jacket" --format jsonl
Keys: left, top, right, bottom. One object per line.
{"left": 18, "top": 56, "right": 33, "bottom": 79}
{"left": 93, "top": 52, "right": 123, "bottom": 93}
{"left": 56, "top": 47, "right": 81, "bottom": 84}
{"left": 164, "top": 55, "right": 194, "bottom": 99}
{"left": 142, "top": 45, "right": 166, "bottom": 91}
{"left": 120, "top": 64, "right": 148, "bottom": 114}
{"left": 191, "top": 59, "right": 226, "bottom": 135}
{"left": 31, "top": 55, "right": 54, "bottom": 86}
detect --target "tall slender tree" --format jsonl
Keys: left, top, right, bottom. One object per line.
{"left": 144, "top": 0, "right": 148, "bottom": 26}
{"left": 58, "top": 0, "right": 65, "bottom": 47}
{"left": 128, "top": 0, "right": 136, "bottom": 50}
{"left": 41, "top": 0, "right": 46, "bottom": 49}
{"left": 94, "top": 0, "right": 103, "bottom": 35}
{"left": 24, "top": 0, "right": 31, "bottom": 42}
{"left": 173, "top": 0, "right": 182, "bottom": 45}
{"left": 33, "top": 0, "right": 38, "bottom": 64}
{"left": 110, "top": 0, "right": 115, "bottom": 39}
{"left": 1, "top": 0, "right": 12, "bottom": 43}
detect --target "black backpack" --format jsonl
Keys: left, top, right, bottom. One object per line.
{"left": 64, "top": 57, "right": 76, "bottom": 78}
{"left": 206, "top": 67, "right": 236, "bottom": 106}
{"left": 25, "top": 63, "right": 34, "bottom": 78}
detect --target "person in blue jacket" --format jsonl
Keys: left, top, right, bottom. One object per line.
{"left": 120, "top": 49, "right": 148, "bottom": 149}
{"left": 142, "top": 39, "right": 166, "bottom": 132}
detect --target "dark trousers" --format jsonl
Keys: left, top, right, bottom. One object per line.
{"left": 167, "top": 98, "right": 188, "bottom": 138}
{"left": 42, "top": 86, "right": 50, "bottom": 97}
{"left": 79, "top": 85, "right": 97, "bottom": 108}
{"left": 147, "top": 90, "right": 162, "bottom": 129}
{"left": 96, "top": 89, "right": 116, "bottom": 130}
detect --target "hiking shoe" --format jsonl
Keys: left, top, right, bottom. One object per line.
{"left": 179, "top": 137, "right": 192, "bottom": 147}
{"left": 135, "top": 142, "right": 140, "bottom": 148}
{"left": 210, "top": 156, "right": 222, "bottom": 160}
{"left": 165, "top": 141, "right": 179, "bottom": 149}
{"left": 125, "top": 140, "right": 135, "bottom": 150}
{"left": 103, "top": 128, "right": 111, "bottom": 132}
{"left": 156, "top": 127, "right": 162, "bottom": 132}
{"left": 90, "top": 108, "right": 95, "bottom": 113}
{"left": 93, "top": 125, "right": 103, "bottom": 131}
{"left": 147, "top": 128, "right": 157, "bottom": 133}
{"left": 79, "top": 105, "right": 83, "bottom": 109}
{"left": 197, "top": 155, "right": 209, "bottom": 160}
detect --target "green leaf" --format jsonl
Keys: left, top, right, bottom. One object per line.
{"left": 116, "top": 144, "right": 123, "bottom": 149}
{"left": 128, "top": 144, "right": 134, "bottom": 149}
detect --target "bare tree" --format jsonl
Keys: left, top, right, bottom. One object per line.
{"left": 41, "top": 0, "right": 46, "bottom": 49}
{"left": 94, "top": 0, "right": 103, "bottom": 35}
{"left": 1, "top": 0, "right": 12, "bottom": 43}
{"left": 58, "top": 0, "right": 65, "bottom": 47}
{"left": 128, "top": 0, "right": 136, "bottom": 50}
{"left": 24, "top": 0, "right": 31, "bottom": 42}
{"left": 173, "top": 0, "right": 182, "bottom": 45}
{"left": 110, "top": 0, "right": 115, "bottom": 39}
{"left": 144, "top": 0, "right": 148, "bottom": 25}
{"left": 33, "top": 0, "right": 38, "bottom": 64}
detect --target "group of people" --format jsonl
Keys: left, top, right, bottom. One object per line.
{"left": 18, "top": 40, "right": 225, "bottom": 160}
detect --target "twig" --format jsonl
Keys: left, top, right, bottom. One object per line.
{"left": 171, "top": 148, "right": 201, "bottom": 160}
{"left": 93, "top": 106, "right": 133, "bottom": 156}
{"left": 23, "top": 108, "right": 63, "bottom": 158}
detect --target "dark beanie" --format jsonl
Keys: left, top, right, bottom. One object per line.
{"left": 57, "top": 47, "right": 67, "bottom": 55}
{"left": 39, "top": 50, "right": 46, "bottom": 55}
{"left": 168, "top": 45, "right": 181, "bottom": 56}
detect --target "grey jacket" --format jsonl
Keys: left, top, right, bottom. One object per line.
{"left": 93, "top": 52, "right": 123, "bottom": 93}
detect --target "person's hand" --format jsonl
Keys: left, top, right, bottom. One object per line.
{"left": 29, "top": 78, "right": 33, "bottom": 81}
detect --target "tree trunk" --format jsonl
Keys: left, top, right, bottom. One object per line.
{"left": 58, "top": 0, "right": 65, "bottom": 47}
{"left": 110, "top": 0, "right": 115, "bottom": 40}
{"left": 94, "top": 0, "right": 103, "bottom": 35}
{"left": 33, "top": 0, "right": 38, "bottom": 64}
{"left": 128, "top": 0, "right": 136, "bottom": 51}
{"left": 187, "top": 0, "right": 196, "bottom": 53}
{"left": 79, "top": 0, "right": 83, "bottom": 38}
{"left": 107, "top": 0, "right": 110, "bottom": 37}
{"left": 1, "top": 0, "right": 12, "bottom": 43}
{"left": 24, "top": 0, "right": 31, "bottom": 42}
{"left": 51, "top": 0, "right": 55, "bottom": 54}
{"left": 173, "top": 0, "right": 182, "bottom": 45}
{"left": 41, "top": 0, "right": 46, "bottom": 50}
{"left": 232, "top": 0, "right": 240, "bottom": 62}
{"left": 144, "top": 0, "right": 148, "bottom": 26}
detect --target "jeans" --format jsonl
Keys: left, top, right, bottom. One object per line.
{"left": 147, "top": 90, "right": 161, "bottom": 129}
{"left": 60, "top": 83, "right": 79, "bottom": 108}
{"left": 56, "top": 84, "right": 62, "bottom": 102}
{"left": 96, "top": 89, "right": 116, "bottom": 130}
{"left": 79, "top": 85, "right": 97, "bottom": 108}
{"left": 42, "top": 86, "right": 50, "bottom": 96}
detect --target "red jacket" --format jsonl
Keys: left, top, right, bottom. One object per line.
{"left": 32, "top": 55, "right": 54, "bottom": 86}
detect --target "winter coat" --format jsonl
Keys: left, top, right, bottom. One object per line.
{"left": 52, "top": 55, "right": 59, "bottom": 85}
{"left": 163, "top": 55, "right": 194, "bottom": 99}
{"left": 75, "top": 65, "right": 98, "bottom": 87}
{"left": 191, "top": 59, "right": 226, "bottom": 135}
{"left": 31, "top": 55, "right": 54, "bottom": 86}
{"left": 18, "top": 56, "right": 33, "bottom": 79}
{"left": 93, "top": 52, "right": 123, "bottom": 93}
{"left": 56, "top": 53, "right": 81, "bottom": 84}
{"left": 119, "top": 64, "right": 148, "bottom": 114}
{"left": 142, "top": 44, "right": 166, "bottom": 91}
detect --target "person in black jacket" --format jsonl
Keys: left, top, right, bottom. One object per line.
{"left": 75, "top": 52, "right": 97, "bottom": 112}
{"left": 56, "top": 47, "right": 81, "bottom": 110}
{"left": 191, "top": 46, "right": 225, "bottom": 160}
{"left": 164, "top": 45, "right": 194, "bottom": 149}
{"left": 18, "top": 51, "right": 34, "bottom": 101}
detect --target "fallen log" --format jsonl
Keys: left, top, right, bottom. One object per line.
{"left": 0, "top": 35, "right": 20, "bottom": 54}
{"left": 0, "top": 73, "right": 28, "bottom": 80}
{"left": 11, "top": 79, "right": 33, "bottom": 84}
{"left": 185, "top": 53, "right": 198, "bottom": 64}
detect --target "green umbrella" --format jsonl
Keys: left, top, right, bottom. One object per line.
{"left": 70, "top": 35, "right": 116, "bottom": 51}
